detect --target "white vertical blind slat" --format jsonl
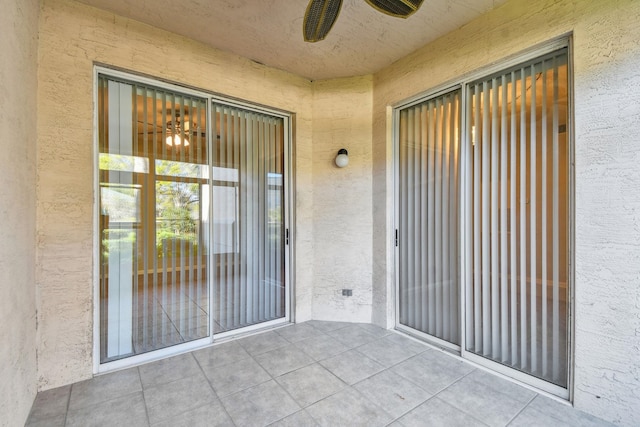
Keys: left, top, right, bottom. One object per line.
{"left": 419, "top": 105, "right": 428, "bottom": 331}
{"left": 490, "top": 78, "right": 500, "bottom": 358}
{"left": 399, "top": 110, "right": 408, "bottom": 326}
{"left": 465, "top": 87, "right": 475, "bottom": 350}
{"left": 499, "top": 75, "right": 509, "bottom": 363}
{"left": 552, "top": 58, "right": 561, "bottom": 380}
{"left": 481, "top": 80, "right": 491, "bottom": 357}
{"left": 275, "top": 119, "right": 283, "bottom": 318}
{"left": 519, "top": 67, "right": 528, "bottom": 371}
{"left": 239, "top": 110, "right": 248, "bottom": 327}
{"left": 442, "top": 95, "right": 451, "bottom": 341}
{"left": 451, "top": 93, "right": 460, "bottom": 343}
{"left": 245, "top": 112, "right": 255, "bottom": 325}
{"left": 256, "top": 116, "right": 264, "bottom": 321}
{"left": 473, "top": 85, "right": 482, "bottom": 351}
{"left": 427, "top": 99, "right": 436, "bottom": 333}
{"left": 406, "top": 108, "right": 415, "bottom": 327}
{"left": 509, "top": 72, "right": 519, "bottom": 366}
{"left": 234, "top": 111, "right": 241, "bottom": 327}
{"left": 530, "top": 63, "right": 538, "bottom": 374}
{"left": 413, "top": 106, "right": 421, "bottom": 329}
{"left": 435, "top": 97, "right": 443, "bottom": 337}
{"left": 541, "top": 61, "right": 549, "bottom": 377}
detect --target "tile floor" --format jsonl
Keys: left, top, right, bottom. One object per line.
{"left": 26, "top": 321, "right": 613, "bottom": 427}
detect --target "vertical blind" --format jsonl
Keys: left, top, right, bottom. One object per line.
{"left": 212, "top": 103, "right": 285, "bottom": 333}
{"left": 398, "top": 90, "right": 461, "bottom": 345}
{"left": 98, "top": 76, "right": 210, "bottom": 362}
{"left": 464, "top": 50, "right": 569, "bottom": 386}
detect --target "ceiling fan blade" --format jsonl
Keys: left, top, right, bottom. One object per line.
{"left": 303, "top": 0, "right": 343, "bottom": 42}
{"left": 365, "top": 0, "right": 424, "bottom": 18}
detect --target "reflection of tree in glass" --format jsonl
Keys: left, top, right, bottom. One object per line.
{"left": 156, "top": 181, "right": 198, "bottom": 234}
{"left": 99, "top": 182, "right": 140, "bottom": 264}
{"left": 155, "top": 160, "right": 201, "bottom": 258}
{"left": 267, "top": 206, "right": 282, "bottom": 247}
{"left": 100, "top": 153, "right": 131, "bottom": 171}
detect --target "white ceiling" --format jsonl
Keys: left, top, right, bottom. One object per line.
{"left": 76, "top": 0, "right": 507, "bottom": 80}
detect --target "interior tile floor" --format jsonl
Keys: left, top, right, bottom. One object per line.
{"left": 26, "top": 321, "right": 613, "bottom": 427}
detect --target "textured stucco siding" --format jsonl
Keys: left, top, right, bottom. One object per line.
{"left": 0, "top": 0, "right": 39, "bottom": 425}
{"left": 36, "top": 0, "right": 314, "bottom": 390}
{"left": 372, "top": 0, "right": 640, "bottom": 424}
{"left": 311, "top": 76, "right": 374, "bottom": 322}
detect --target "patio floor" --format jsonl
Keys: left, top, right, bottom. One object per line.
{"left": 26, "top": 321, "right": 612, "bottom": 426}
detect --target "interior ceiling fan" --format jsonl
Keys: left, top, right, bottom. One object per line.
{"left": 304, "top": 0, "right": 424, "bottom": 42}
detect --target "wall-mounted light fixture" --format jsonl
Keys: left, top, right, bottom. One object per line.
{"left": 335, "top": 148, "right": 349, "bottom": 168}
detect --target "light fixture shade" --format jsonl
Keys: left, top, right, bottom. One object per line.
{"left": 335, "top": 148, "right": 348, "bottom": 168}
{"left": 166, "top": 134, "right": 190, "bottom": 147}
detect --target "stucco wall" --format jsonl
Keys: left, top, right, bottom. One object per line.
{"left": 372, "top": 0, "right": 640, "bottom": 424}
{"left": 0, "top": 0, "right": 39, "bottom": 424}
{"left": 312, "top": 77, "right": 374, "bottom": 322}
{"left": 36, "top": 0, "right": 313, "bottom": 389}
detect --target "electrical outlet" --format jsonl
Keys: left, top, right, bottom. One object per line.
{"left": 342, "top": 289, "right": 353, "bottom": 297}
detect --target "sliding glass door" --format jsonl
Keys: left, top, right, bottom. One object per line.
{"left": 97, "top": 72, "right": 289, "bottom": 364}
{"left": 395, "top": 46, "right": 570, "bottom": 392}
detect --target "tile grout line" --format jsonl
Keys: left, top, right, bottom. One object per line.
{"left": 348, "top": 343, "right": 443, "bottom": 425}
{"left": 315, "top": 332, "right": 412, "bottom": 424}
{"left": 293, "top": 331, "right": 359, "bottom": 362}
{"left": 136, "top": 366, "right": 152, "bottom": 427}
{"left": 504, "top": 393, "right": 538, "bottom": 426}
{"left": 270, "top": 327, "right": 368, "bottom": 426}
{"left": 267, "top": 367, "right": 312, "bottom": 425}
{"left": 191, "top": 350, "right": 238, "bottom": 427}
{"left": 429, "top": 369, "right": 507, "bottom": 426}
{"left": 268, "top": 326, "right": 397, "bottom": 425}
{"left": 142, "top": 355, "right": 227, "bottom": 422}
{"left": 359, "top": 370, "right": 431, "bottom": 425}
{"left": 63, "top": 383, "right": 72, "bottom": 426}
{"left": 198, "top": 346, "right": 274, "bottom": 400}
{"left": 65, "top": 378, "right": 145, "bottom": 415}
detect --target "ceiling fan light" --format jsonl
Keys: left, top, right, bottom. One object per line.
{"left": 303, "top": 0, "right": 343, "bottom": 42}
{"left": 165, "top": 117, "right": 190, "bottom": 148}
{"left": 166, "top": 134, "right": 190, "bottom": 147}
{"left": 365, "top": 0, "right": 424, "bottom": 18}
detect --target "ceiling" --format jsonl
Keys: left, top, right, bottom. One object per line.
{"left": 76, "top": 0, "right": 507, "bottom": 80}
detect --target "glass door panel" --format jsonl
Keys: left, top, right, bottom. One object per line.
{"left": 98, "top": 76, "right": 210, "bottom": 362}
{"left": 397, "top": 89, "right": 461, "bottom": 345}
{"left": 212, "top": 104, "right": 286, "bottom": 333}
{"left": 465, "top": 49, "right": 569, "bottom": 387}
